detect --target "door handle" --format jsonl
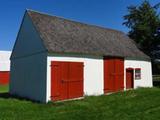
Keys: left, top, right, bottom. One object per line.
{"left": 61, "top": 80, "right": 82, "bottom": 83}
{"left": 61, "top": 80, "right": 65, "bottom": 83}
{"left": 61, "top": 80, "right": 68, "bottom": 83}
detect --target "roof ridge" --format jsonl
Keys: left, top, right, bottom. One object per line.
{"left": 26, "top": 9, "right": 125, "bottom": 34}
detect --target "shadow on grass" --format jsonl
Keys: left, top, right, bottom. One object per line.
{"left": 0, "top": 92, "right": 42, "bottom": 103}
{"left": 0, "top": 92, "right": 26, "bottom": 100}
{"left": 0, "top": 92, "right": 11, "bottom": 99}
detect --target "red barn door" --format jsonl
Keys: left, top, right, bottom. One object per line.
{"left": 0, "top": 71, "right": 10, "bottom": 85}
{"left": 104, "top": 58, "right": 124, "bottom": 93}
{"left": 51, "top": 62, "right": 68, "bottom": 101}
{"left": 51, "top": 61, "right": 83, "bottom": 101}
{"left": 68, "top": 62, "right": 83, "bottom": 99}
{"left": 126, "top": 68, "right": 134, "bottom": 89}
{"left": 104, "top": 59, "right": 115, "bottom": 93}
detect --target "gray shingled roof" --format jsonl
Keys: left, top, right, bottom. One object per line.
{"left": 27, "top": 10, "right": 149, "bottom": 59}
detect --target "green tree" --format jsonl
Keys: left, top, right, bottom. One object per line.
{"left": 123, "top": 0, "right": 160, "bottom": 55}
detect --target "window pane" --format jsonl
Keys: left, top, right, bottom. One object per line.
{"left": 135, "top": 68, "right": 141, "bottom": 80}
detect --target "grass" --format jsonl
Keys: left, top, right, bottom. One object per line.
{"left": 0, "top": 88, "right": 160, "bottom": 120}
{"left": 0, "top": 84, "right": 9, "bottom": 93}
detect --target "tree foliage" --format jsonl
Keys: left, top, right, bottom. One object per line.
{"left": 123, "top": 0, "right": 160, "bottom": 55}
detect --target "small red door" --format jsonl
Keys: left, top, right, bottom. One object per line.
{"left": 0, "top": 71, "right": 10, "bottom": 85}
{"left": 51, "top": 61, "right": 83, "bottom": 101}
{"left": 126, "top": 69, "right": 134, "bottom": 89}
{"left": 104, "top": 58, "right": 124, "bottom": 93}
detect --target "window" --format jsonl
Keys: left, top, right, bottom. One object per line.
{"left": 135, "top": 68, "right": 141, "bottom": 80}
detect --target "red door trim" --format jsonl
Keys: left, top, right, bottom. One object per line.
{"left": 126, "top": 68, "right": 134, "bottom": 71}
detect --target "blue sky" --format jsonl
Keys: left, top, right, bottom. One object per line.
{"left": 0, "top": 0, "right": 160, "bottom": 50}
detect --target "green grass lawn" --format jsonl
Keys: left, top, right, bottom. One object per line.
{"left": 0, "top": 88, "right": 160, "bottom": 120}
{"left": 0, "top": 84, "right": 9, "bottom": 93}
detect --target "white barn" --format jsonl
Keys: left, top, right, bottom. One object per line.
{"left": 10, "top": 10, "right": 152, "bottom": 103}
{"left": 0, "top": 51, "right": 11, "bottom": 85}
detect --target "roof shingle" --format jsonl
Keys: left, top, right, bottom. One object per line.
{"left": 27, "top": 10, "right": 149, "bottom": 59}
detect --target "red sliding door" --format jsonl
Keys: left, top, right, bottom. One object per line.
{"left": 104, "top": 58, "right": 124, "bottom": 93}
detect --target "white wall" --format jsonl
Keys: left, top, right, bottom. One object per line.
{"left": 124, "top": 60, "right": 153, "bottom": 88}
{"left": 10, "top": 12, "right": 47, "bottom": 102}
{"left": 10, "top": 52, "right": 47, "bottom": 102}
{"left": 46, "top": 55, "right": 104, "bottom": 102}
{"left": 0, "top": 51, "right": 11, "bottom": 71}
{"left": 11, "top": 12, "right": 46, "bottom": 59}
